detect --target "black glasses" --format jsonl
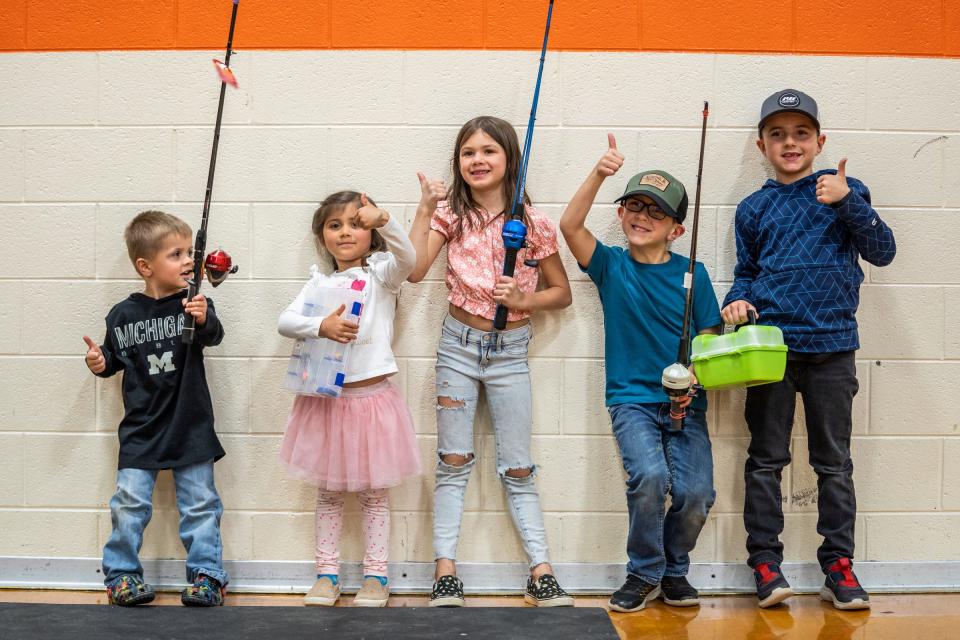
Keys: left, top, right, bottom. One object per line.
{"left": 622, "top": 200, "right": 668, "bottom": 220}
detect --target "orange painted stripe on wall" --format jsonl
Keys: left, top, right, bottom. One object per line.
{"left": 1, "top": 0, "right": 959, "bottom": 56}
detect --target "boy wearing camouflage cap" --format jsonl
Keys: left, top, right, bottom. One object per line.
{"left": 560, "top": 134, "right": 722, "bottom": 612}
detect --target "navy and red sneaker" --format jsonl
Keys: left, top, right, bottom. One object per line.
{"left": 821, "top": 558, "right": 870, "bottom": 610}
{"left": 753, "top": 561, "right": 794, "bottom": 608}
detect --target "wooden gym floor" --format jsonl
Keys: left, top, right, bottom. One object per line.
{"left": 1, "top": 590, "right": 958, "bottom": 639}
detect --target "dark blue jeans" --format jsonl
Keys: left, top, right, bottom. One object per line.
{"left": 609, "top": 403, "right": 715, "bottom": 584}
{"left": 743, "top": 351, "right": 858, "bottom": 570}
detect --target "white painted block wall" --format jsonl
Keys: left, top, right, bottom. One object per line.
{"left": 0, "top": 51, "right": 957, "bottom": 575}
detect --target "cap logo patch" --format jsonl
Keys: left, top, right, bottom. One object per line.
{"left": 778, "top": 93, "right": 800, "bottom": 107}
{"left": 639, "top": 174, "right": 670, "bottom": 191}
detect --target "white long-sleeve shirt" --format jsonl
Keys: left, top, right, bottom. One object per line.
{"left": 278, "top": 215, "right": 415, "bottom": 383}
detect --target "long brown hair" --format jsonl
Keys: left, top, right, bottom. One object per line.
{"left": 311, "top": 190, "right": 386, "bottom": 270}
{"left": 446, "top": 115, "right": 531, "bottom": 243}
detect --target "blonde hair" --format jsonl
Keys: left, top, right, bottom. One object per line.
{"left": 124, "top": 210, "right": 192, "bottom": 267}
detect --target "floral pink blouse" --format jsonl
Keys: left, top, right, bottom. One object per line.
{"left": 431, "top": 201, "right": 559, "bottom": 322}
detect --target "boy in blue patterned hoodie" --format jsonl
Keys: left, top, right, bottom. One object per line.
{"left": 721, "top": 90, "right": 896, "bottom": 611}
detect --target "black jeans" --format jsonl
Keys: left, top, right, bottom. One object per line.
{"left": 743, "top": 350, "right": 858, "bottom": 571}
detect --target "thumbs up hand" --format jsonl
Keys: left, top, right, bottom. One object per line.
{"left": 816, "top": 157, "right": 850, "bottom": 204}
{"left": 595, "top": 133, "right": 625, "bottom": 178}
{"left": 354, "top": 192, "right": 390, "bottom": 230}
{"left": 82, "top": 335, "right": 106, "bottom": 374}
{"left": 416, "top": 171, "right": 447, "bottom": 212}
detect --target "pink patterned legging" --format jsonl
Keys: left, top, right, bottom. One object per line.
{"left": 315, "top": 488, "right": 389, "bottom": 577}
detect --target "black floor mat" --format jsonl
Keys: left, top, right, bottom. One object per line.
{"left": 0, "top": 603, "right": 619, "bottom": 640}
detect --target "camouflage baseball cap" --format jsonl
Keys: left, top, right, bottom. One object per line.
{"left": 615, "top": 170, "right": 689, "bottom": 222}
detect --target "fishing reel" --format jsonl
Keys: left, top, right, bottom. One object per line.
{"left": 501, "top": 219, "right": 540, "bottom": 268}
{"left": 661, "top": 362, "right": 702, "bottom": 431}
{"left": 502, "top": 218, "right": 527, "bottom": 251}
{"left": 204, "top": 249, "right": 239, "bottom": 287}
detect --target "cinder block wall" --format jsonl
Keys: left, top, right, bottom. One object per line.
{"left": 1, "top": 3, "right": 958, "bottom": 578}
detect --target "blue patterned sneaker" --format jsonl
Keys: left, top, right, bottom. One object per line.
{"left": 821, "top": 558, "right": 870, "bottom": 610}
{"left": 106, "top": 574, "right": 155, "bottom": 607}
{"left": 181, "top": 573, "right": 225, "bottom": 607}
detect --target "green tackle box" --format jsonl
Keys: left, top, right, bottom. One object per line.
{"left": 691, "top": 317, "right": 788, "bottom": 390}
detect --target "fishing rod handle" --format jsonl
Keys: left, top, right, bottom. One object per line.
{"left": 182, "top": 280, "right": 199, "bottom": 345}
{"left": 493, "top": 247, "right": 519, "bottom": 331}
{"left": 669, "top": 402, "right": 685, "bottom": 431}
{"left": 493, "top": 305, "right": 509, "bottom": 331}
{"left": 182, "top": 227, "right": 208, "bottom": 345}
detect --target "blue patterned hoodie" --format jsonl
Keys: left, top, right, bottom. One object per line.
{"left": 723, "top": 169, "right": 896, "bottom": 353}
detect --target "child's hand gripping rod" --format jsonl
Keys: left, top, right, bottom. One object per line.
{"left": 183, "top": 0, "right": 241, "bottom": 345}
{"left": 662, "top": 102, "right": 709, "bottom": 429}
{"left": 492, "top": 0, "right": 555, "bottom": 331}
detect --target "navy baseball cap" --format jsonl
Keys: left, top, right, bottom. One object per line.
{"left": 758, "top": 89, "right": 820, "bottom": 133}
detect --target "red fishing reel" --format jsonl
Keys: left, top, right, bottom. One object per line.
{"left": 204, "top": 249, "right": 239, "bottom": 287}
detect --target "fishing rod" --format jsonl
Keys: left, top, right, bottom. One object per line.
{"left": 492, "top": 0, "right": 555, "bottom": 331}
{"left": 662, "top": 101, "right": 709, "bottom": 430}
{"left": 183, "top": 0, "right": 241, "bottom": 345}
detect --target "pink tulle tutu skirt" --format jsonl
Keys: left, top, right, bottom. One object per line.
{"left": 279, "top": 379, "right": 421, "bottom": 492}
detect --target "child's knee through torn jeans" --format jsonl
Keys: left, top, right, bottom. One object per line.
{"left": 432, "top": 314, "right": 550, "bottom": 568}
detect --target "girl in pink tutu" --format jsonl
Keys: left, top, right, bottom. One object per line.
{"left": 278, "top": 191, "right": 421, "bottom": 608}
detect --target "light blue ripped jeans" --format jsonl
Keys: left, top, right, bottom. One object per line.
{"left": 102, "top": 460, "right": 227, "bottom": 586}
{"left": 433, "top": 314, "right": 550, "bottom": 568}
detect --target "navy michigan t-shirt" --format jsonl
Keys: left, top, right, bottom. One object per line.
{"left": 96, "top": 291, "right": 226, "bottom": 469}
{"left": 583, "top": 242, "right": 722, "bottom": 410}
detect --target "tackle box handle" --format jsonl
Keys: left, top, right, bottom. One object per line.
{"left": 727, "top": 309, "right": 758, "bottom": 333}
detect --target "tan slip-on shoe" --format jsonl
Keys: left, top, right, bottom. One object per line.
{"left": 304, "top": 576, "right": 340, "bottom": 606}
{"left": 353, "top": 577, "right": 389, "bottom": 608}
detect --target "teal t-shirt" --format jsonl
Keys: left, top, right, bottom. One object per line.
{"left": 583, "top": 242, "right": 722, "bottom": 408}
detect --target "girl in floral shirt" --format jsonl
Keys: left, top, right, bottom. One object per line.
{"left": 408, "top": 115, "right": 573, "bottom": 608}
